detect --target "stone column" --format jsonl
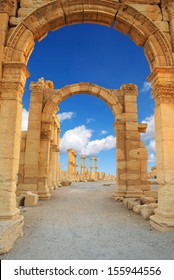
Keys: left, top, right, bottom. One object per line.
{"left": 67, "top": 149, "right": 77, "bottom": 181}
{"left": 72, "top": 150, "right": 77, "bottom": 181}
{"left": 80, "top": 155, "right": 86, "bottom": 180}
{"left": 84, "top": 157, "right": 86, "bottom": 179}
{"left": 80, "top": 156, "right": 83, "bottom": 177}
{"left": 94, "top": 158, "right": 98, "bottom": 180}
{"left": 48, "top": 145, "right": 53, "bottom": 189}
{"left": 114, "top": 84, "right": 147, "bottom": 199}
{"left": 17, "top": 132, "right": 27, "bottom": 189}
{"left": 124, "top": 85, "right": 143, "bottom": 197}
{"left": 138, "top": 123, "right": 150, "bottom": 192}
{"left": 113, "top": 120, "right": 127, "bottom": 197}
{"left": 74, "top": 153, "right": 77, "bottom": 180}
{"left": 0, "top": 63, "right": 29, "bottom": 220}
{"left": 19, "top": 79, "right": 44, "bottom": 195}
{"left": 0, "top": 7, "right": 26, "bottom": 254}
{"left": 148, "top": 67, "right": 174, "bottom": 231}
{"left": 68, "top": 149, "right": 73, "bottom": 181}
{"left": 38, "top": 123, "right": 51, "bottom": 200}
{"left": 51, "top": 122, "right": 58, "bottom": 188}
{"left": 56, "top": 128, "right": 61, "bottom": 186}
{"left": 89, "top": 158, "right": 93, "bottom": 179}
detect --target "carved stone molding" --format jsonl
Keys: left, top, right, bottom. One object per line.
{"left": 40, "top": 130, "right": 51, "bottom": 140}
{"left": 152, "top": 84, "right": 174, "bottom": 106}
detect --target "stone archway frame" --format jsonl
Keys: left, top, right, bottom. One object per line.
{"left": 0, "top": 1, "right": 174, "bottom": 255}
{"left": 41, "top": 81, "right": 149, "bottom": 199}
{"left": 2, "top": 1, "right": 173, "bottom": 218}
{"left": 4, "top": 1, "right": 173, "bottom": 69}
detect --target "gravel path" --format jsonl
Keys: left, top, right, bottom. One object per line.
{"left": 1, "top": 181, "right": 174, "bottom": 260}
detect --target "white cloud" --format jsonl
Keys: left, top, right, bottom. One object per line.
{"left": 22, "top": 108, "right": 29, "bottom": 131}
{"left": 60, "top": 125, "right": 116, "bottom": 156}
{"left": 141, "top": 114, "right": 156, "bottom": 164}
{"left": 86, "top": 117, "right": 95, "bottom": 124}
{"left": 101, "top": 130, "right": 108, "bottom": 135}
{"left": 82, "top": 135, "right": 116, "bottom": 156}
{"left": 148, "top": 153, "right": 156, "bottom": 163}
{"left": 147, "top": 139, "right": 156, "bottom": 152}
{"left": 140, "top": 81, "right": 152, "bottom": 93}
{"left": 60, "top": 125, "right": 93, "bottom": 153}
{"left": 141, "top": 115, "right": 155, "bottom": 141}
{"left": 57, "top": 112, "right": 75, "bottom": 122}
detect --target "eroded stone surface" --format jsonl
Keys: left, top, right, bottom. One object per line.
{"left": 0, "top": 216, "right": 24, "bottom": 255}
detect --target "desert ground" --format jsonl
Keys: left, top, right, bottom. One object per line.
{"left": 1, "top": 181, "right": 174, "bottom": 260}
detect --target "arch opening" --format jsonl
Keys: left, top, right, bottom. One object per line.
{"left": 1, "top": 1, "right": 174, "bottom": 253}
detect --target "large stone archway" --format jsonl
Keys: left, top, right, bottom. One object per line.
{"left": 1, "top": 1, "right": 174, "bottom": 253}
{"left": 18, "top": 79, "right": 149, "bottom": 201}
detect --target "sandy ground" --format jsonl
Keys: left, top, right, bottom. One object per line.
{"left": 1, "top": 181, "right": 174, "bottom": 260}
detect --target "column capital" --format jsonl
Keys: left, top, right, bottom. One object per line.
{"left": 0, "top": 80, "right": 25, "bottom": 101}
{"left": 152, "top": 84, "right": 174, "bottom": 106}
{"left": 147, "top": 67, "right": 174, "bottom": 106}
{"left": 120, "top": 84, "right": 138, "bottom": 96}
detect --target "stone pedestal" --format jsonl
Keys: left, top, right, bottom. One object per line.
{"left": 148, "top": 67, "right": 174, "bottom": 231}
{"left": 0, "top": 216, "right": 24, "bottom": 255}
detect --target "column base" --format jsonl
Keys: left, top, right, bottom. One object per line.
{"left": 49, "top": 185, "right": 54, "bottom": 191}
{"left": 150, "top": 209, "right": 174, "bottom": 232}
{"left": 126, "top": 190, "right": 144, "bottom": 198}
{"left": 38, "top": 192, "right": 51, "bottom": 200}
{"left": 0, "top": 209, "right": 20, "bottom": 221}
{"left": 113, "top": 191, "right": 126, "bottom": 201}
{"left": 0, "top": 215, "right": 24, "bottom": 255}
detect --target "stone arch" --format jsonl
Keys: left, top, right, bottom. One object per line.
{"left": 42, "top": 82, "right": 123, "bottom": 123}
{"left": 1, "top": 1, "right": 174, "bottom": 255}
{"left": 4, "top": 1, "right": 173, "bottom": 69}
{"left": 41, "top": 81, "right": 149, "bottom": 200}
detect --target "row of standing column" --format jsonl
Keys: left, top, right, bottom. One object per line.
{"left": 48, "top": 120, "right": 61, "bottom": 189}
{"left": 113, "top": 84, "right": 149, "bottom": 198}
{"left": 17, "top": 79, "right": 61, "bottom": 199}
{"left": 79, "top": 156, "right": 98, "bottom": 180}
{"left": 67, "top": 149, "right": 77, "bottom": 181}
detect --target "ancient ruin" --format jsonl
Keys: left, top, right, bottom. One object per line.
{"left": 0, "top": 0, "right": 174, "bottom": 254}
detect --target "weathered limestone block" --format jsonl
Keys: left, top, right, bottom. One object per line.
{"left": 125, "top": 103, "right": 138, "bottom": 114}
{"left": 0, "top": 216, "right": 24, "bottom": 255}
{"left": 123, "top": 198, "right": 139, "bottom": 208}
{"left": 133, "top": 204, "right": 149, "bottom": 215}
{"left": 61, "top": 181, "right": 71, "bottom": 187}
{"left": 140, "top": 196, "right": 156, "bottom": 204}
{"left": 140, "top": 203, "right": 158, "bottom": 220}
{"left": 23, "top": 191, "right": 38, "bottom": 207}
{"left": 127, "top": 199, "right": 140, "bottom": 210}
{"left": 113, "top": 196, "right": 123, "bottom": 202}
{"left": 144, "top": 190, "right": 158, "bottom": 199}
{"left": 140, "top": 208, "right": 155, "bottom": 220}
{"left": 133, "top": 203, "right": 158, "bottom": 215}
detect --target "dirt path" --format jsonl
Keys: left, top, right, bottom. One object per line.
{"left": 1, "top": 181, "right": 174, "bottom": 260}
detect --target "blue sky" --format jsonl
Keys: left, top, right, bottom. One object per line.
{"left": 22, "top": 23, "right": 156, "bottom": 175}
